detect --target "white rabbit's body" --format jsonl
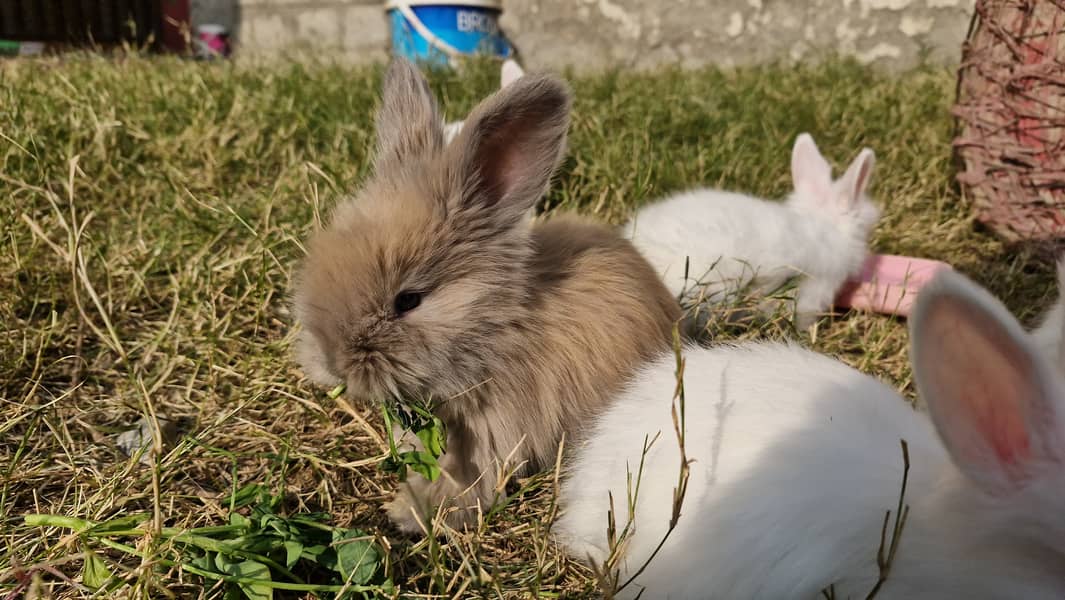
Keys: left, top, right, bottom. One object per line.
{"left": 1031, "top": 259, "right": 1065, "bottom": 364}
{"left": 557, "top": 272, "right": 1065, "bottom": 598}
{"left": 1032, "top": 301, "right": 1063, "bottom": 362}
{"left": 625, "top": 135, "right": 878, "bottom": 326}
{"left": 628, "top": 190, "right": 867, "bottom": 321}
{"left": 557, "top": 344, "right": 943, "bottom": 599}
{"left": 442, "top": 120, "right": 464, "bottom": 145}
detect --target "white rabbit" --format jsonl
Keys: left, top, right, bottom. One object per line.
{"left": 555, "top": 269, "right": 1065, "bottom": 599}
{"left": 1030, "top": 258, "right": 1065, "bottom": 365}
{"left": 625, "top": 134, "right": 879, "bottom": 327}
{"left": 443, "top": 58, "right": 525, "bottom": 144}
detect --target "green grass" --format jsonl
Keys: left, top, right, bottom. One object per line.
{"left": 0, "top": 52, "right": 1059, "bottom": 598}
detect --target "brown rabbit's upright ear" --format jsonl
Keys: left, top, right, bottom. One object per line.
{"left": 375, "top": 58, "right": 443, "bottom": 172}
{"left": 444, "top": 75, "right": 571, "bottom": 228}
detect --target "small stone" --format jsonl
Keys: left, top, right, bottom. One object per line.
{"left": 114, "top": 415, "right": 189, "bottom": 466}
{"left": 726, "top": 12, "right": 745, "bottom": 38}
{"left": 856, "top": 41, "right": 902, "bottom": 64}
{"left": 900, "top": 15, "right": 935, "bottom": 36}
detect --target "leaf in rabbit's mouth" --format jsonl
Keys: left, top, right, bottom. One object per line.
{"left": 322, "top": 384, "right": 447, "bottom": 482}
{"left": 380, "top": 395, "right": 447, "bottom": 483}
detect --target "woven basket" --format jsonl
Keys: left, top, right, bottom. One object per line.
{"left": 954, "top": 0, "right": 1065, "bottom": 243}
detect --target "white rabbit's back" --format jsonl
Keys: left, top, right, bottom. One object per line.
{"left": 625, "top": 191, "right": 812, "bottom": 299}
{"left": 556, "top": 343, "right": 943, "bottom": 599}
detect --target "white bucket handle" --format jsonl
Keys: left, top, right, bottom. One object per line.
{"left": 392, "top": 2, "right": 463, "bottom": 63}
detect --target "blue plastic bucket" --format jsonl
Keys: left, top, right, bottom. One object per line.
{"left": 386, "top": 1, "right": 512, "bottom": 67}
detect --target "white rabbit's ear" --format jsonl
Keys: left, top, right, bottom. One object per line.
{"left": 791, "top": 133, "right": 832, "bottom": 198}
{"left": 838, "top": 148, "right": 875, "bottom": 208}
{"left": 501, "top": 59, "right": 525, "bottom": 89}
{"left": 1055, "top": 256, "right": 1065, "bottom": 310}
{"left": 911, "top": 270, "right": 1065, "bottom": 493}
{"left": 443, "top": 120, "right": 464, "bottom": 145}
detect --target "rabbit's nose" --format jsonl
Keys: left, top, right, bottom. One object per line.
{"left": 356, "top": 310, "right": 389, "bottom": 336}
{"left": 346, "top": 335, "right": 380, "bottom": 357}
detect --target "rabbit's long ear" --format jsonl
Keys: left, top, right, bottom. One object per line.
{"left": 443, "top": 74, "right": 570, "bottom": 230}
{"left": 837, "top": 149, "right": 875, "bottom": 209}
{"left": 911, "top": 270, "right": 1065, "bottom": 493}
{"left": 791, "top": 133, "right": 833, "bottom": 199}
{"left": 375, "top": 58, "right": 444, "bottom": 172}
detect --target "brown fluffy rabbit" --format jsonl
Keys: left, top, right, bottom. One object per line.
{"left": 292, "top": 59, "right": 679, "bottom": 533}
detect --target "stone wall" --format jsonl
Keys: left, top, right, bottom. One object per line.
{"left": 191, "top": 0, "right": 389, "bottom": 62}
{"left": 503, "top": 0, "right": 976, "bottom": 71}
{"left": 190, "top": 0, "right": 976, "bottom": 70}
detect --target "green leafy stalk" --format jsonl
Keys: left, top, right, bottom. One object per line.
{"left": 379, "top": 396, "right": 447, "bottom": 482}
{"left": 324, "top": 383, "right": 447, "bottom": 482}
{"left": 25, "top": 483, "right": 392, "bottom": 599}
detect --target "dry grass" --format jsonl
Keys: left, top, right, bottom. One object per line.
{"left": 0, "top": 52, "right": 1059, "bottom": 599}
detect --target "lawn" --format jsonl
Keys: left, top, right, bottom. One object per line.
{"left": 0, "top": 53, "right": 1058, "bottom": 598}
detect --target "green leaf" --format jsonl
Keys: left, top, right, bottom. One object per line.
{"left": 24, "top": 514, "right": 93, "bottom": 532}
{"left": 415, "top": 424, "right": 445, "bottom": 457}
{"left": 229, "top": 512, "right": 251, "bottom": 528}
{"left": 214, "top": 554, "right": 273, "bottom": 600}
{"left": 261, "top": 514, "right": 287, "bottom": 535}
{"left": 379, "top": 456, "right": 406, "bottom": 481}
{"left": 289, "top": 512, "right": 331, "bottom": 526}
{"left": 237, "top": 535, "right": 277, "bottom": 555}
{"left": 333, "top": 529, "right": 380, "bottom": 585}
{"left": 190, "top": 551, "right": 216, "bottom": 573}
{"left": 380, "top": 398, "right": 447, "bottom": 482}
{"left": 228, "top": 483, "right": 270, "bottom": 509}
{"left": 416, "top": 462, "right": 441, "bottom": 482}
{"left": 301, "top": 543, "right": 328, "bottom": 558}
{"left": 86, "top": 513, "right": 151, "bottom": 535}
{"left": 283, "top": 540, "right": 303, "bottom": 569}
{"left": 405, "top": 451, "right": 442, "bottom": 482}
{"left": 82, "top": 547, "right": 111, "bottom": 590}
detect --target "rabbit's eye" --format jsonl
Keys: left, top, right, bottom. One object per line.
{"left": 393, "top": 291, "right": 423, "bottom": 315}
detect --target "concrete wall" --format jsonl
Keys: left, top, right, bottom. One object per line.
{"left": 190, "top": 0, "right": 976, "bottom": 70}
{"left": 191, "top": 0, "right": 389, "bottom": 62}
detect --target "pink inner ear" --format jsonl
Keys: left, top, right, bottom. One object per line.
{"left": 962, "top": 378, "right": 1031, "bottom": 466}
{"left": 925, "top": 302, "right": 1035, "bottom": 474}
{"left": 471, "top": 112, "right": 544, "bottom": 204}
{"left": 796, "top": 179, "right": 831, "bottom": 200}
{"left": 494, "top": 143, "right": 525, "bottom": 197}
{"left": 857, "top": 159, "right": 872, "bottom": 192}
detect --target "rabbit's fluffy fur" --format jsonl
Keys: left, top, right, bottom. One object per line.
{"left": 626, "top": 134, "right": 878, "bottom": 327}
{"left": 556, "top": 270, "right": 1065, "bottom": 599}
{"left": 292, "top": 60, "right": 679, "bottom": 532}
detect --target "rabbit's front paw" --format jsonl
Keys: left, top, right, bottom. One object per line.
{"left": 385, "top": 490, "right": 427, "bottom": 534}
